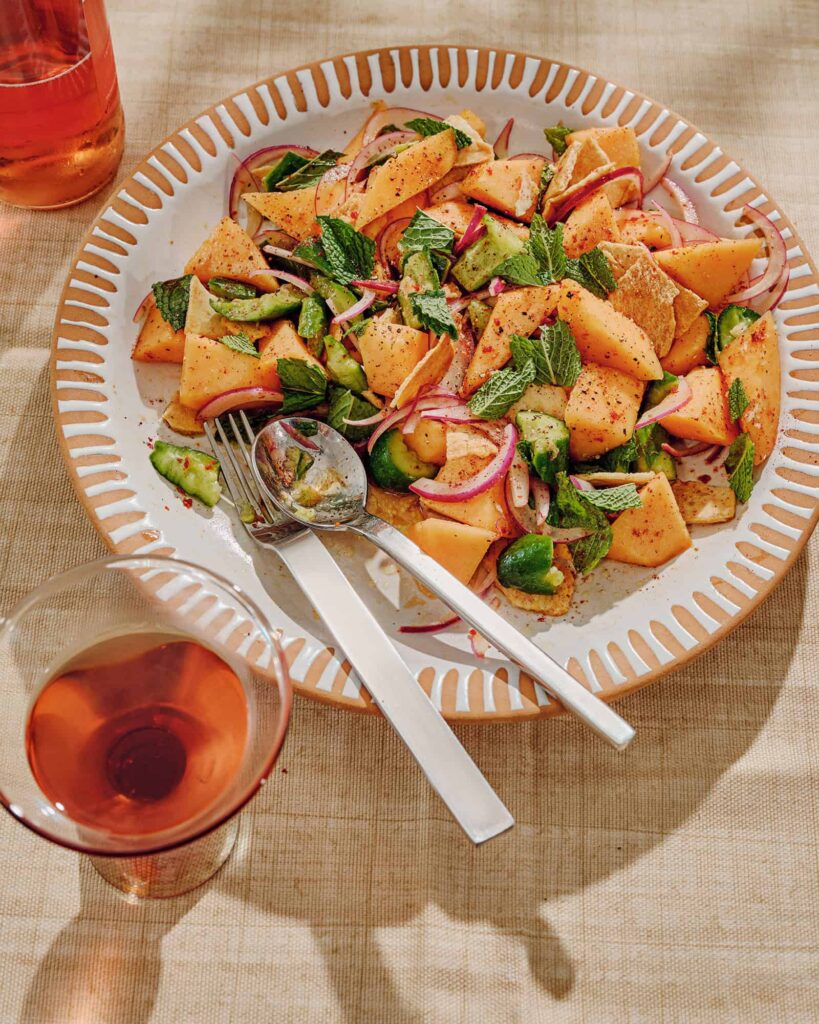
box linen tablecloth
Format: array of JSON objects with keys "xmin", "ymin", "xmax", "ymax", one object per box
[{"xmin": 1, "ymin": 1, "xmax": 817, "ymax": 1020}]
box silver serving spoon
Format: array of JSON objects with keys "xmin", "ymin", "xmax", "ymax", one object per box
[{"xmin": 253, "ymin": 417, "xmax": 635, "ymax": 750}]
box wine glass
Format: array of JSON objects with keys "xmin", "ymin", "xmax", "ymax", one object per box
[{"xmin": 0, "ymin": 555, "xmax": 291, "ymax": 898}]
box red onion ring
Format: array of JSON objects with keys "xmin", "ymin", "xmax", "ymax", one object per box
[
  {"xmin": 532, "ymin": 480, "xmax": 550, "ymax": 527},
  {"xmin": 493, "ymin": 118, "xmax": 514, "ymax": 158},
  {"xmin": 420, "ymin": 404, "xmax": 478, "ymax": 424},
  {"xmin": 399, "ymin": 614, "xmax": 462, "ymax": 635},
  {"xmin": 570, "ymin": 475, "xmax": 594, "ymax": 492},
  {"xmin": 280, "ymin": 419, "xmax": 321, "ymax": 451},
  {"xmin": 635, "ymin": 376, "xmax": 693, "ymax": 429},
  {"xmin": 198, "ymin": 387, "xmax": 283, "ymax": 421},
  {"xmin": 366, "ymin": 405, "xmax": 412, "ymax": 453},
  {"xmin": 410, "ymin": 424, "xmax": 517, "ymax": 502},
  {"xmin": 661, "ymin": 441, "xmax": 712, "ymax": 458},
  {"xmin": 243, "ymin": 144, "xmax": 318, "ymax": 171},
  {"xmin": 362, "ymin": 106, "xmax": 438, "ymax": 145},
  {"xmin": 508, "ymin": 152, "xmax": 550, "ymax": 161},
  {"xmin": 315, "ymin": 162, "xmax": 351, "ymax": 217},
  {"xmin": 751, "ymin": 262, "xmax": 790, "ymax": 314},
  {"xmin": 725, "ymin": 205, "xmax": 787, "ymax": 303},
  {"xmin": 249, "ymin": 268, "xmax": 313, "ymax": 294},
  {"xmin": 453, "ymin": 204, "xmax": 488, "ymax": 255},
  {"xmin": 548, "ymin": 166, "xmax": 644, "ymax": 226},
  {"xmin": 507, "ymin": 450, "xmax": 531, "ymax": 508},
  {"xmin": 376, "ymin": 217, "xmax": 412, "ymax": 270},
  {"xmin": 331, "ymin": 289, "xmax": 377, "ymax": 325},
  {"xmin": 673, "ymin": 218, "xmax": 720, "ymax": 245},
  {"xmin": 488, "ymin": 276, "xmax": 506, "ymax": 297},
  {"xmin": 447, "ymin": 287, "xmax": 494, "ymax": 312},
  {"xmin": 642, "ymin": 152, "xmax": 672, "ymax": 194},
  {"xmin": 402, "ymin": 394, "xmax": 461, "ymax": 435},
  {"xmin": 348, "ymin": 131, "xmax": 418, "ymax": 186},
  {"xmin": 648, "ymin": 200, "xmax": 682, "ymax": 248},
  {"xmin": 350, "ymin": 279, "xmax": 400, "ymax": 294},
  {"xmin": 263, "ymin": 244, "xmax": 320, "ymax": 269},
  {"xmin": 343, "ymin": 409, "xmax": 388, "ymax": 427},
  {"xmin": 660, "ymin": 178, "xmax": 699, "ymax": 224}
]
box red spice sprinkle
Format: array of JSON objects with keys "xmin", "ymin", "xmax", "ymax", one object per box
[
  {"xmin": 182, "ymin": 497, "xmax": 193, "ymax": 509},
  {"xmin": 698, "ymin": 474, "xmax": 712, "ymax": 484},
  {"xmin": 183, "ymin": 457, "xmax": 190, "ymax": 470}
]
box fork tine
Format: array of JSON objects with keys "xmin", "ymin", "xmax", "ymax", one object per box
[
  {"xmin": 210, "ymin": 416, "xmax": 266, "ymax": 521},
  {"xmin": 227, "ymin": 412, "xmax": 274, "ymax": 518},
  {"xmin": 203, "ymin": 421, "xmax": 244, "ymax": 510}
]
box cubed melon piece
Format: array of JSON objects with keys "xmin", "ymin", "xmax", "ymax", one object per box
[
  {"xmin": 405, "ymin": 519, "xmax": 496, "ymax": 585},
  {"xmin": 607, "ymin": 474, "xmax": 692, "ymax": 567},
  {"xmin": 179, "ymin": 333, "xmax": 280, "ymax": 411},
  {"xmin": 132, "ymin": 303, "xmax": 185, "ymax": 363},
  {"xmin": 717, "ymin": 311, "xmax": 780, "ymax": 464},
  {"xmin": 365, "ymin": 484, "xmax": 423, "ymax": 531},
  {"xmin": 563, "ymin": 191, "xmax": 622, "ymax": 258},
  {"xmin": 614, "ymin": 210, "xmax": 673, "ymax": 249},
  {"xmin": 661, "ymin": 314, "xmax": 710, "ymax": 376},
  {"xmin": 557, "ymin": 281, "xmax": 663, "ymax": 381},
  {"xmin": 567, "ymin": 126, "xmax": 641, "ymax": 172},
  {"xmin": 654, "ymin": 239, "xmax": 762, "ymax": 308},
  {"xmin": 184, "ymin": 217, "xmax": 269, "ymax": 285},
  {"xmin": 361, "ymin": 191, "xmax": 429, "ymax": 240},
  {"xmin": 257, "ymin": 320, "xmax": 323, "ymax": 390},
  {"xmin": 404, "ymin": 419, "xmax": 447, "ymax": 465},
  {"xmin": 419, "ymin": 454, "xmax": 516, "ymax": 536},
  {"xmin": 393, "ymin": 336, "xmax": 454, "ymax": 409},
  {"xmin": 357, "ymin": 132, "xmax": 458, "ymax": 227},
  {"xmin": 242, "ymin": 188, "xmax": 320, "ymax": 242},
  {"xmin": 460, "ymin": 157, "xmax": 546, "ymax": 223},
  {"xmin": 357, "ymin": 321, "xmax": 429, "ymax": 397},
  {"xmin": 423, "ymin": 200, "xmax": 529, "ymax": 239},
  {"xmin": 661, "ymin": 366, "xmax": 738, "ymax": 446},
  {"xmin": 564, "ymin": 363, "xmax": 645, "ymax": 460},
  {"xmin": 462, "ymin": 285, "xmax": 559, "ymax": 395}
]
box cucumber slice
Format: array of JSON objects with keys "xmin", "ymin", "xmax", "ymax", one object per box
[
  {"xmin": 324, "ymin": 334, "xmax": 368, "ymax": 393},
  {"xmin": 209, "ymin": 286, "xmax": 303, "ymax": 322},
  {"xmin": 150, "ymin": 440, "xmax": 221, "ymax": 507},
  {"xmin": 515, "ymin": 410, "xmax": 570, "ymax": 486},
  {"xmin": 717, "ymin": 304, "xmax": 760, "ymax": 355},
  {"xmin": 297, "ymin": 295, "xmax": 329, "ymax": 356},
  {"xmin": 497, "ymin": 535, "xmax": 564, "ymax": 595},
  {"xmin": 208, "ymin": 278, "xmax": 258, "ymax": 300},
  {"xmin": 452, "ymin": 217, "xmax": 524, "ymax": 292},
  {"xmin": 644, "ymin": 370, "xmax": 678, "ymax": 410},
  {"xmin": 398, "ymin": 251, "xmax": 440, "ymax": 328},
  {"xmin": 467, "ymin": 298, "xmax": 492, "ymax": 336},
  {"xmin": 310, "ymin": 273, "xmax": 359, "ymax": 316},
  {"xmin": 369, "ymin": 429, "xmax": 437, "ymax": 492},
  {"xmin": 633, "ymin": 424, "xmax": 677, "ymax": 481}
]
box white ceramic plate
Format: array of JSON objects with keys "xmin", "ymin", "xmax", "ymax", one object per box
[{"xmin": 51, "ymin": 46, "xmax": 819, "ymax": 720}]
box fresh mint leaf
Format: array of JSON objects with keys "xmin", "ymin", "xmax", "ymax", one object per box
[
  {"xmin": 600, "ymin": 435, "xmax": 639, "ymax": 473},
  {"xmin": 544, "ymin": 125, "xmax": 572, "ymax": 156},
  {"xmin": 725, "ymin": 433, "xmax": 755, "ymax": 503},
  {"xmin": 151, "ymin": 275, "xmax": 192, "ymax": 332},
  {"xmin": 405, "ymin": 117, "xmax": 472, "ymax": 149},
  {"xmin": 262, "ymin": 151, "xmax": 311, "ymax": 191},
  {"xmin": 218, "ymin": 332, "xmax": 259, "ymax": 358},
  {"xmin": 493, "ymin": 250, "xmax": 545, "ymax": 287},
  {"xmin": 398, "ymin": 209, "xmax": 455, "ymax": 262},
  {"xmin": 327, "ymin": 386, "xmax": 379, "ymax": 442},
  {"xmin": 494, "ymin": 216, "xmax": 565, "ymax": 287},
  {"xmin": 409, "ymin": 289, "xmax": 458, "ymax": 339},
  {"xmin": 564, "ymin": 247, "xmax": 617, "ymax": 299},
  {"xmin": 314, "ymin": 216, "xmax": 376, "ymax": 286},
  {"xmin": 533, "ymin": 321, "xmax": 582, "ymax": 386},
  {"xmin": 468, "ymin": 359, "xmax": 537, "ymax": 420},
  {"xmin": 277, "ymin": 358, "xmax": 327, "ymax": 414},
  {"xmin": 275, "ymin": 150, "xmax": 345, "ymax": 192},
  {"xmin": 552, "ymin": 472, "xmax": 612, "ymax": 574},
  {"xmin": 704, "ymin": 310, "xmax": 720, "ymax": 364},
  {"xmin": 728, "ymin": 378, "xmax": 749, "ymax": 422},
  {"xmin": 539, "ymin": 163, "xmax": 555, "ymax": 195},
  {"xmin": 581, "ymin": 484, "xmax": 642, "ymax": 513}
]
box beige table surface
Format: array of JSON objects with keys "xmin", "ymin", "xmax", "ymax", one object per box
[{"xmin": 1, "ymin": 1, "xmax": 818, "ymax": 1021}]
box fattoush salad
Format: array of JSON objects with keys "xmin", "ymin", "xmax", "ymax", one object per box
[{"xmin": 134, "ymin": 104, "xmax": 785, "ymax": 628}]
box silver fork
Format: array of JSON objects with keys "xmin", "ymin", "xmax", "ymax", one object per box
[{"xmin": 204, "ymin": 412, "xmax": 514, "ymax": 845}]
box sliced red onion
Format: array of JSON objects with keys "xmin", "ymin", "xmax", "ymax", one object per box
[
  {"xmin": 507, "ymin": 450, "xmax": 531, "ymax": 508},
  {"xmin": 280, "ymin": 419, "xmax": 321, "ymax": 451},
  {"xmin": 399, "ymin": 614, "xmax": 461, "ymax": 635},
  {"xmin": 402, "ymin": 394, "xmax": 460, "ymax": 435},
  {"xmin": 410, "ymin": 423, "xmax": 517, "ymax": 502},
  {"xmin": 468, "ymin": 630, "xmax": 490, "ymax": 659},
  {"xmin": 132, "ymin": 291, "xmax": 153, "ymax": 323},
  {"xmin": 548, "ymin": 166, "xmax": 644, "ymax": 225},
  {"xmin": 493, "ymin": 117, "xmax": 514, "ymax": 158},
  {"xmin": 648, "ymin": 200, "xmax": 681, "ymax": 248},
  {"xmin": 198, "ymin": 387, "xmax": 283, "ymax": 421},
  {"xmin": 315, "ymin": 162, "xmax": 350, "ymax": 217},
  {"xmin": 428, "ymin": 181, "xmax": 465, "ymax": 204},
  {"xmin": 420, "ymin": 404, "xmax": 478, "ymax": 424},
  {"xmin": 660, "ymin": 177, "xmax": 699, "ymax": 224},
  {"xmin": 348, "ymin": 131, "xmax": 417, "ymax": 186},
  {"xmin": 488, "ymin": 276, "xmax": 506, "ymax": 297},
  {"xmin": 447, "ymin": 287, "xmax": 494, "ymax": 312},
  {"xmin": 705, "ymin": 446, "xmax": 728, "ymax": 466},
  {"xmin": 532, "ymin": 480, "xmax": 550, "ymax": 526},
  {"xmin": 661, "ymin": 440, "xmax": 712, "ymax": 458},
  {"xmin": 570, "ymin": 475, "xmax": 594, "ymax": 492},
  {"xmin": 331, "ymin": 289, "xmax": 376, "ymax": 325},
  {"xmin": 263, "ymin": 244, "xmax": 320, "ymax": 269},
  {"xmin": 350, "ymin": 279, "xmax": 399, "ymax": 294},
  {"xmin": 366, "ymin": 405, "xmax": 412, "ymax": 453},
  {"xmin": 751, "ymin": 262, "xmax": 790, "ymax": 314},
  {"xmin": 508, "ymin": 152, "xmax": 550, "ymax": 161},
  {"xmin": 546, "ymin": 526, "xmax": 593, "ymax": 543},
  {"xmin": 249, "ymin": 268, "xmax": 313, "ymax": 293},
  {"xmin": 228, "ymin": 155, "xmax": 259, "ymax": 221},
  {"xmin": 673, "ymin": 218, "xmax": 719, "ymax": 245},
  {"xmin": 362, "ymin": 106, "xmax": 438, "ymax": 145},
  {"xmin": 642, "ymin": 151, "xmax": 672, "ymax": 194},
  {"xmin": 453, "ymin": 204, "xmax": 488, "ymax": 255},
  {"xmin": 725, "ymin": 205, "xmax": 787, "ymax": 303},
  {"xmin": 634, "ymin": 376, "xmax": 692, "ymax": 429},
  {"xmin": 376, "ymin": 217, "xmax": 412, "ymax": 270},
  {"xmin": 243, "ymin": 144, "xmax": 318, "ymax": 171},
  {"xmin": 343, "ymin": 409, "xmax": 388, "ymax": 427}
]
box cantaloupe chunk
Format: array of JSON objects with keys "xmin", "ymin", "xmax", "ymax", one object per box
[
  {"xmin": 179, "ymin": 333, "xmax": 280, "ymax": 411},
  {"xmin": 357, "ymin": 321, "xmax": 429, "ymax": 397},
  {"xmin": 132, "ymin": 303, "xmax": 185, "ymax": 363},
  {"xmin": 607, "ymin": 474, "xmax": 692, "ymax": 567},
  {"xmin": 365, "ymin": 483, "xmax": 423, "ymax": 531},
  {"xmin": 357, "ymin": 132, "xmax": 458, "ymax": 228},
  {"xmin": 462, "ymin": 285, "xmax": 559, "ymax": 395},
  {"xmin": 717, "ymin": 311, "xmax": 780, "ymax": 464},
  {"xmin": 460, "ymin": 157, "xmax": 546, "ymax": 223},
  {"xmin": 564, "ymin": 363, "xmax": 645, "ymax": 460},
  {"xmin": 184, "ymin": 217, "xmax": 269, "ymax": 285},
  {"xmin": 614, "ymin": 210, "xmax": 673, "ymax": 249},
  {"xmin": 567, "ymin": 126, "xmax": 641, "ymax": 172},
  {"xmin": 392, "ymin": 336, "xmax": 454, "ymax": 409},
  {"xmin": 661, "ymin": 366, "xmax": 738, "ymax": 446},
  {"xmin": 361, "ymin": 191, "xmax": 429, "ymax": 240},
  {"xmin": 404, "ymin": 419, "xmax": 447, "ymax": 465},
  {"xmin": 422, "ymin": 200, "xmax": 529, "ymax": 240},
  {"xmin": 243, "ymin": 187, "xmax": 320, "ymax": 241},
  {"xmin": 405, "ymin": 519, "xmax": 496, "ymax": 585},
  {"xmin": 557, "ymin": 281, "xmax": 663, "ymax": 381},
  {"xmin": 563, "ymin": 191, "xmax": 622, "ymax": 258},
  {"xmin": 419, "ymin": 454, "xmax": 516, "ymax": 536},
  {"xmin": 654, "ymin": 239, "xmax": 762, "ymax": 308},
  {"xmin": 661, "ymin": 314, "xmax": 710, "ymax": 376},
  {"xmin": 257, "ymin": 320, "xmax": 323, "ymax": 390}
]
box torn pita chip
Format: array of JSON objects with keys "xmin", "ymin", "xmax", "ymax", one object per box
[
  {"xmin": 366, "ymin": 484, "xmax": 424, "ymax": 531},
  {"xmin": 673, "ymin": 284, "xmax": 709, "ymax": 339},
  {"xmin": 445, "ymin": 114, "xmax": 494, "ymax": 167},
  {"xmin": 543, "ymin": 140, "xmax": 582, "ymax": 200},
  {"xmin": 391, "ymin": 335, "xmax": 455, "ymax": 409},
  {"xmin": 445, "ymin": 425, "xmax": 498, "ymax": 462},
  {"xmin": 609, "ymin": 254, "xmax": 679, "ymax": 357},
  {"xmin": 672, "ymin": 480, "xmax": 736, "ymax": 524},
  {"xmin": 162, "ymin": 392, "xmax": 204, "ymax": 436},
  {"xmin": 571, "ymin": 136, "xmax": 610, "ymax": 184},
  {"xmin": 541, "ymin": 161, "xmax": 616, "ymax": 222},
  {"xmin": 597, "ymin": 240, "xmax": 647, "ymax": 280}
]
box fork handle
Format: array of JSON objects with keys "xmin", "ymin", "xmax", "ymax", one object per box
[
  {"xmin": 351, "ymin": 514, "xmax": 635, "ymax": 751},
  {"xmin": 273, "ymin": 531, "xmax": 514, "ymax": 844}
]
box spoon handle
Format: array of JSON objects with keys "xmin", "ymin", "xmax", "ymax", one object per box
[{"xmin": 353, "ymin": 514, "xmax": 635, "ymax": 751}]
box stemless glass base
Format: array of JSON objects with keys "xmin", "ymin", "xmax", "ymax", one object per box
[{"xmin": 90, "ymin": 817, "xmax": 240, "ymax": 899}]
